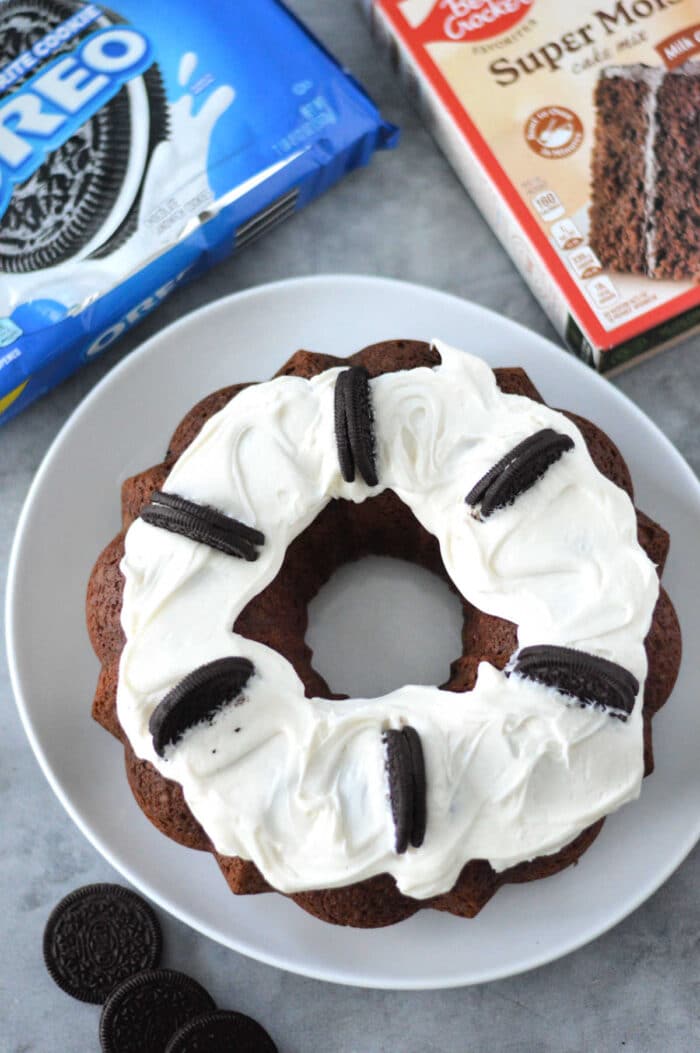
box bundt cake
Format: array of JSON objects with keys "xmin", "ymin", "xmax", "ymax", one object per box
[{"xmin": 87, "ymin": 339, "xmax": 681, "ymax": 927}]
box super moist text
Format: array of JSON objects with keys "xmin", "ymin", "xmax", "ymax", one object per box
[{"xmin": 489, "ymin": 0, "xmax": 684, "ymax": 85}]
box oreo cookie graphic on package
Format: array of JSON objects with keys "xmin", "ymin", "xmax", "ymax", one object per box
[
  {"xmin": 0, "ymin": 0, "xmax": 397, "ymax": 427},
  {"xmin": 0, "ymin": 0, "xmax": 168, "ymax": 273}
]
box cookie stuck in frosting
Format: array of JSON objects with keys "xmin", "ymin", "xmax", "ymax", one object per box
[
  {"xmin": 466, "ymin": 428, "xmax": 574, "ymax": 517},
  {"xmin": 149, "ymin": 657, "xmax": 254, "ymax": 757},
  {"xmin": 334, "ymin": 366, "xmax": 378, "ymax": 485},
  {"xmin": 141, "ymin": 491, "xmax": 264, "ymax": 560},
  {"xmin": 513, "ymin": 645, "xmax": 639, "ymax": 719}
]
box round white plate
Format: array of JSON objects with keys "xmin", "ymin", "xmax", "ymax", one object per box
[{"xmin": 7, "ymin": 275, "xmax": 700, "ymax": 989}]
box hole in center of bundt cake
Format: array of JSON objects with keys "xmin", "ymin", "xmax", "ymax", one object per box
[
  {"xmin": 306, "ymin": 555, "xmax": 463, "ymax": 698},
  {"xmin": 233, "ymin": 491, "xmax": 518, "ymax": 701}
]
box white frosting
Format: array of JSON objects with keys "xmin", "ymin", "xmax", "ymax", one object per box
[
  {"xmin": 117, "ymin": 342, "xmax": 659, "ymax": 899},
  {"xmin": 641, "ymin": 69, "xmax": 663, "ymax": 277}
]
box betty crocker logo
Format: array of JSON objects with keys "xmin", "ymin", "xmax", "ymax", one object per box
[{"xmin": 401, "ymin": 0, "xmax": 535, "ymax": 43}]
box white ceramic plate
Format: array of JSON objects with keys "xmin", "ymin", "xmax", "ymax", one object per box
[{"xmin": 7, "ymin": 276, "xmax": 700, "ymax": 989}]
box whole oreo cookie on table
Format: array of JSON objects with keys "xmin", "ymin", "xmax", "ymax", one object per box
[
  {"xmin": 88, "ymin": 338, "xmax": 682, "ymax": 927},
  {"xmin": 99, "ymin": 969, "xmax": 215, "ymax": 1053},
  {"xmin": 0, "ymin": 0, "xmax": 169, "ymax": 273},
  {"xmin": 164, "ymin": 1010, "xmax": 278, "ymax": 1053},
  {"xmin": 43, "ymin": 883, "xmax": 162, "ymax": 1004}
]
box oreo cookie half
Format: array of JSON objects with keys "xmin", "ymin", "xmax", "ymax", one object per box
[
  {"xmin": 334, "ymin": 366, "xmax": 378, "ymax": 485},
  {"xmin": 403, "ymin": 725, "xmax": 427, "ymax": 849},
  {"xmin": 384, "ymin": 725, "xmax": 427, "ymax": 853},
  {"xmin": 150, "ymin": 657, "xmax": 255, "ymax": 756},
  {"xmin": 141, "ymin": 491, "xmax": 265, "ymax": 561},
  {"xmin": 0, "ymin": 0, "xmax": 169, "ymax": 273},
  {"xmin": 513, "ymin": 645, "xmax": 639, "ymax": 719},
  {"xmin": 466, "ymin": 428, "xmax": 574, "ymax": 517},
  {"xmin": 334, "ymin": 369, "xmax": 354, "ymax": 482},
  {"xmin": 164, "ymin": 1010, "xmax": 278, "ymax": 1053},
  {"xmin": 43, "ymin": 883, "xmax": 161, "ymax": 1004},
  {"xmin": 99, "ymin": 969, "xmax": 215, "ymax": 1053}
]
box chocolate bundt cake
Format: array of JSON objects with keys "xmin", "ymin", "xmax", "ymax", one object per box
[{"xmin": 87, "ymin": 339, "xmax": 681, "ymax": 927}]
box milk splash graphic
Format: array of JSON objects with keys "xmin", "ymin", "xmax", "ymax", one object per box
[{"xmin": 0, "ymin": 53, "xmax": 235, "ymax": 316}]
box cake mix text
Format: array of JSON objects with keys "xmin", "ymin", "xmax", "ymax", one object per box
[{"xmin": 489, "ymin": 0, "xmax": 684, "ymax": 83}]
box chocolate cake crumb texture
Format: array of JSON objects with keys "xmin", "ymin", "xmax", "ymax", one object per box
[
  {"xmin": 590, "ymin": 64, "xmax": 700, "ymax": 281},
  {"xmin": 43, "ymin": 884, "xmax": 162, "ymax": 1005},
  {"xmin": 334, "ymin": 366, "xmax": 378, "ymax": 485},
  {"xmin": 164, "ymin": 1010, "xmax": 278, "ymax": 1053},
  {"xmin": 149, "ymin": 657, "xmax": 254, "ymax": 756},
  {"xmin": 141, "ymin": 491, "xmax": 265, "ymax": 560},
  {"xmin": 514, "ymin": 645, "xmax": 639, "ymax": 718},
  {"xmin": 99, "ymin": 969, "xmax": 215, "ymax": 1053},
  {"xmin": 466, "ymin": 428, "xmax": 574, "ymax": 516}
]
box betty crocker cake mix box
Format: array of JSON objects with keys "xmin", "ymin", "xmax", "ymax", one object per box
[{"xmin": 362, "ymin": 0, "xmax": 700, "ymax": 372}]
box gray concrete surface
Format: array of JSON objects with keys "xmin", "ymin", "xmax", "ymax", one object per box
[{"xmin": 3, "ymin": 2, "xmax": 700, "ymax": 1050}]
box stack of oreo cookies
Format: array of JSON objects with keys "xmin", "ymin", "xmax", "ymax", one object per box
[{"xmin": 43, "ymin": 883, "xmax": 278, "ymax": 1052}]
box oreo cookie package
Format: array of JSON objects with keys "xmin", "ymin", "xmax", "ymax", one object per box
[{"xmin": 0, "ymin": 0, "xmax": 397, "ymax": 424}]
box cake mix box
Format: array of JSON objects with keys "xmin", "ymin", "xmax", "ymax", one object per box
[
  {"xmin": 0, "ymin": 0, "xmax": 398, "ymax": 426},
  {"xmin": 362, "ymin": 0, "xmax": 700, "ymax": 372}
]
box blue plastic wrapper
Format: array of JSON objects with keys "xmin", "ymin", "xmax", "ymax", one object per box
[{"xmin": 0, "ymin": 0, "xmax": 397, "ymax": 425}]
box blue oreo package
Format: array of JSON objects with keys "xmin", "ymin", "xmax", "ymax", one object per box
[{"xmin": 0, "ymin": 0, "xmax": 397, "ymax": 425}]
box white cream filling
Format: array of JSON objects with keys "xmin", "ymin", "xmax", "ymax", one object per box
[{"xmin": 118, "ymin": 342, "xmax": 659, "ymax": 899}]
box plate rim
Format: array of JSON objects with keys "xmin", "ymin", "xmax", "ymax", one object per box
[{"xmin": 6, "ymin": 272, "xmax": 700, "ymax": 990}]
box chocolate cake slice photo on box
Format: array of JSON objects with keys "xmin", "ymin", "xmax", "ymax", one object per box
[{"xmin": 590, "ymin": 62, "xmax": 700, "ymax": 283}]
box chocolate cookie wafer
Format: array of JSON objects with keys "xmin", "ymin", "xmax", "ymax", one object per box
[
  {"xmin": 0, "ymin": 0, "xmax": 169, "ymax": 272},
  {"xmin": 513, "ymin": 645, "xmax": 639, "ymax": 719},
  {"xmin": 334, "ymin": 368, "xmax": 354, "ymax": 481},
  {"xmin": 141, "ymin": 491, "xmax": 265, "ymax": 560},
  {"xmin": 384, "ymin": 725, "xmax": 427, "ymax": 853},
  {"xmin": 334, "ymin": 366, "xmax": 378, "ymax": 485},
  {"xmin": 43, "ymin": 884, "xmax": 162, "ymax": 1004},
  {"xmin": 164, "ymin": 1010, "xmax": 278, "ymax": 1053},
  {"xmin": 403, "ymin": 725, "xmax": 427, "ymax": 849},
  {"xmin": 150, "ymin": 657, "xmax": 254, "ymax": 756},
  {"xmin": 467, "ymin": 428, "xmax": 574, "ymax": 517},
  {"xmin": 99, "ymin": 969, "xmax": 215, "ymax": 1053}
]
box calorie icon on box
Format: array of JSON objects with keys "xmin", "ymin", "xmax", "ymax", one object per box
[
  {"xmin": 551, "ymin": 218, "xmax": 584, "ymax": 252},
  {"xmin": 568, "ymin": 247, "xmax": 603, "ymax": 281},
  {"xmin": 530, "ymin": 189, "xmax": 565, "ymax": 223}
]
